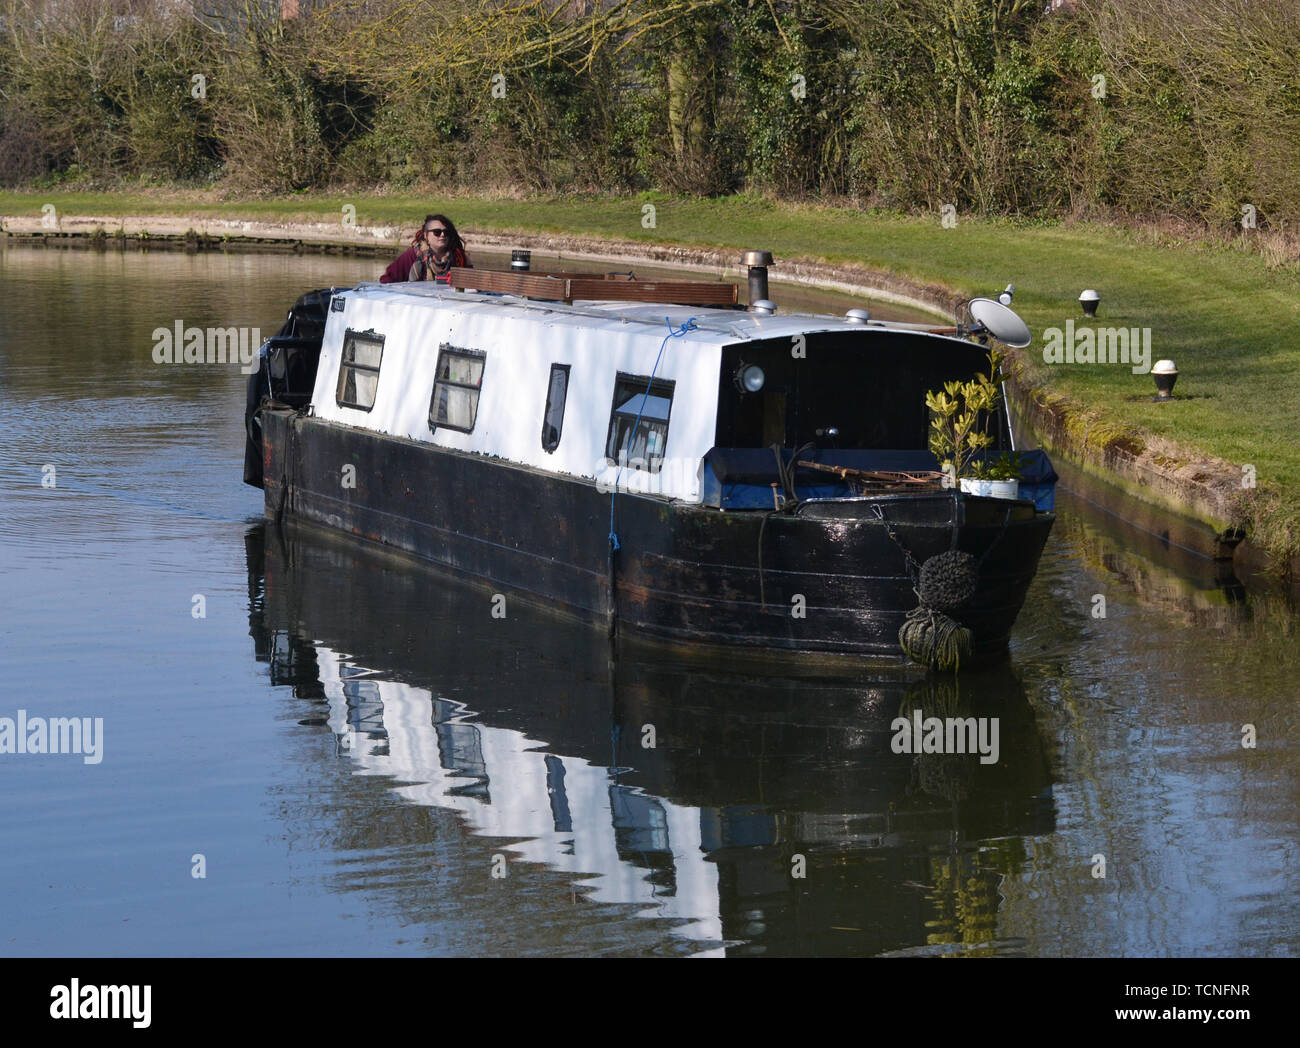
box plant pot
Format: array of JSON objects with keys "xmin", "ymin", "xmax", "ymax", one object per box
[{"xmin": 960, "ymin": 477, "xmax": 1019, "ymax": 500}]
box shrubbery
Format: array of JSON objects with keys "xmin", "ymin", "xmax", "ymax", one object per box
[{"xmin": 0, "ymin": 0, "xmax": 1295, "ymax": 234}]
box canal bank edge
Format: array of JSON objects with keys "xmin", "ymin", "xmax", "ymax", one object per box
[{"xmin": 3, "ymin": 212, "xmax": 1292, "ymax": 581}]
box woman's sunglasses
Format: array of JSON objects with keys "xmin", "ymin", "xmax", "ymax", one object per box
[{"xmin": 424, "ymin": 227, "xmax": 449, "ymax": 237}]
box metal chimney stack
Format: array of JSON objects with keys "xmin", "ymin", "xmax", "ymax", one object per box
[{"xmin": 743, "ymin": 250, "xmax": 774, "ymax": 309}]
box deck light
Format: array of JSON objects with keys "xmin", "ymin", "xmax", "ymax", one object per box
[
  {"xmin": 511, "ymin": 249, "xmax": 531, "ymax": 272},
  {"xmin": 736, "ymin": 364, "xmax": 766, "ymax": 393},
  {"xmin": 1152, "ymin": 359, "xmax": 1178, "ymax": 400},
  {"xmin": 1080, "ymin": 289, "xmax": 1100, "ymax": 317},
  {"xmin": 998, "ymin": 284, "xmax": 1015, "ymax": 306},
  {"xmin": 845, "ymin": 309, "xmax": 871, "ymax": 324}
]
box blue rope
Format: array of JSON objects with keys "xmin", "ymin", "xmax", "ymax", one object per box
[{"xmin": 608, "ymin": 316, "xmax": 697, "ymax": 551}]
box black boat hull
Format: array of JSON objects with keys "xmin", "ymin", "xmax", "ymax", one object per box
[{"xmin": 260, "ymin": 407, "xmax": 1054, "ymax": 662}]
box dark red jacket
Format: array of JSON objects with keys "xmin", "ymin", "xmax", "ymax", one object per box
[{"xmin": 379, "ymin": 245, "xmax": 471, "ymax": 284}]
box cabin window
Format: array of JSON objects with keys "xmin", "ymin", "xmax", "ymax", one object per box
[
  {"xmin": 429, "ymin": 345, "xmax": 486, "ymax": 433},
  {"xmin": 335, "ymin": 329, "xmax": 385, "ymax": 411},
  {"xmin": 605, "ymin": 374, "xmax": 674, "ymax": 473},
  {"xmin": 541, "ymin": 364, "xmax": 570, "ymax": 453}
]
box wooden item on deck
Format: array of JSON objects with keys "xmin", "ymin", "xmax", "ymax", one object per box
[
  {"xmin": 796, "ymin": 460, "xmax": 947, "ymax": 493},
  {"xmin": 449, "ymin": 267, "xmax": 738, "ymax": 307}
]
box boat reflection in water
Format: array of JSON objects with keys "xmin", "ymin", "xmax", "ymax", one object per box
[{"xmin": 246, "ymin": 522, "xmax": 1056, "ymax": 956}]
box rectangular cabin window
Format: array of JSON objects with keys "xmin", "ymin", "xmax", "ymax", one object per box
[
  {"xmin": 541, "ymin": 364, "xmax": 570, "ymax": 453},
  {"xmin": 429, "ymin": 345, "xmax": 486, "ymax": 433},
  {"xmin": 605, "ymin": 374, "xmax": 674, "ymax": 473},
  {"xmin": 335, "ymin": 329, "xmax": 385, "ymax": 411}
]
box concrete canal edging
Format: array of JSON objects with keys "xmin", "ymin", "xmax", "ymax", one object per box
[{"xmin": 3, "ymin": 212, "xmax": 1291, "ymax": 580}]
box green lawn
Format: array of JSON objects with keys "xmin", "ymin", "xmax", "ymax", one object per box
[{"xmin": 4, "ymin": 189, "xmax": 1296, "ymax": 557}]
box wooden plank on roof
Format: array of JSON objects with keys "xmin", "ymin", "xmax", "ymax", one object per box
[
  {"xmin": 447, "ymin": 267, "xmax": 738, "ymax": 307},
  {"xmin": 448, "ymin": 267, "xmax": 567, "ymax": 299},
  {"xmin": 565, "ymin": 278, "xmax": 738, "ymax": 306},
  {"xmin": 530, "ymin": 271, "xmax": 636, "ymax": 281}
]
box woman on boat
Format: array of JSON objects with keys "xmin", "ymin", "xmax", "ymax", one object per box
[{"xmin": 379, "ymin": 214, "xmax": 471, "ymax": 284}]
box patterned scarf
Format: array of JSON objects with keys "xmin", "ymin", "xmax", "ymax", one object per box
[{"xmin": 410, "ymin": 235, "xmax": 458, "ymax": 282}]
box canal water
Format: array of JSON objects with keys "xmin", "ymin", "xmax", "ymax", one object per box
[{"xmin": 0, "ymin": 244, "xmax": 1295, "ymax": 957}]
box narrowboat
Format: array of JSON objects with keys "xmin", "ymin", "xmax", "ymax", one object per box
[{"xmin": 243, "ymin": 251, "xmax": 1056, "ymax": 665}]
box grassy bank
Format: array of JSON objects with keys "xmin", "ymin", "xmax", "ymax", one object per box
[{"xmin": 3, "ymin": 189, "xmax": 1297, "ymax": 564}]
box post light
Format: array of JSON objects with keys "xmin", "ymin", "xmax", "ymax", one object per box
[
  {"xmin": 1152, "ymin": 359, "xmax": 1178, "ymax": 400},
  {"xmin": 1080, "ymin": 289, "xmax": 1100, "ymax": 317}
]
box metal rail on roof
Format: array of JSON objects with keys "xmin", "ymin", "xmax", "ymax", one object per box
[{"xmin": 447, "ymin": 267, "xmax": 739, "ymax": 307}]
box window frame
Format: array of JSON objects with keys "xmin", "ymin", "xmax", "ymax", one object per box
[
  {"xmin": 604, "ymin": 373, "xmax": 675, "ymax": 474},
  {"xmin": 335, "ymin": 328, "xmax": 386, "ymax": 412},
  {"xmin": 541, "ymin": 363, "xmax": 571, "ymax": 453},
  {"xmin": 428, "ymin": 344, "xmax": 487, "ymax": 434}
]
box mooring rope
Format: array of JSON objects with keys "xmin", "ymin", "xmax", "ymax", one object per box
[
  {"xmin": 604, "ymin": 316, "xmax": 696, "ymax": 647},
  {"xmin": 756, "ymin": 442, "xmax": 818, "ymax": 612},
  {"xmin": 873, "ymin": 502, "xmax": 923, "ymax": 582},
  {"xmin": 757, "ymin": 509, "xmax": 777, "ymax": 612},
  {"xmin": 274, "ymin": 412, "xmax": 297, "ymax": 527},
  {"xmin": 607, "ymin": 316, "xmax": 697, "ymax": 553}
]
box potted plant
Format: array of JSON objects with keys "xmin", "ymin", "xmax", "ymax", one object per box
[
  {"xmin": 966, "ymin": 450, "xmax": 1025, "ymax": 500},
  {"xmin": 925, "ymin": 349, "xmax": 1022, "ymax": 499}
]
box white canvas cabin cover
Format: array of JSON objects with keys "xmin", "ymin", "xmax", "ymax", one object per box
[{"xmin": 311, "ymin": 282, "xmax": 865, "ymax": 503}]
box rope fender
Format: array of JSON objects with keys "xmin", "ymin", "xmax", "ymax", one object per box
[
  {"xmin": 898, "ymin": 549, "xmax": 978, "ymax": 671},
  {"xmin": 876, "ymin": 501, "xmax": 1012, "ymax": 671}
]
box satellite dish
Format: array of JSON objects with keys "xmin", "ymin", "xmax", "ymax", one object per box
[{"xmin": 967, "ymin": 297, "xmax": 1032, "ymax": 348}]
